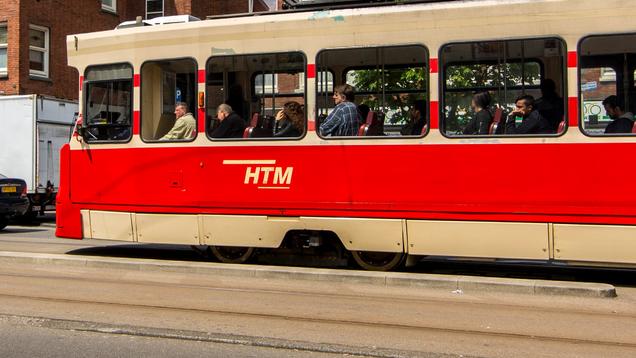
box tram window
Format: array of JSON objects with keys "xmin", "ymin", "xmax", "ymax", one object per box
[
  {"xmin": 206, "ymin": 52, "xmax": 306, "ymax": 139},
  {"xmin": 316, "ymin": 45, "xmax": 428, "ymax": 137},
  {"xmin": 441, "ymin": 38, "xmax": 566, "ymax": 136},
  {"xmin": 83, "ymin": 63, "xmax": 133, "ymax": 142},
  {"xmin": 140, "ymin": 58, "xmax": 197, "ymax": 142},
  {"xmin": 580, "ymin": 34, "xmax": 636, "ymax": 136}
]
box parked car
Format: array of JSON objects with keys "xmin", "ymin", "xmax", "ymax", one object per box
[{"xmin": 0, "ymin": 173, "xmax": 29, "ymax": 230}]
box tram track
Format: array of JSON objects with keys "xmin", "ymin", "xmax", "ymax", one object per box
[
  {"xmin": 0, "ymin": 292, "xmax": 634, "ymax": 350},
  {"xmin": 0, "ymin": 271, "xmax": 634, "ymax": 350}
]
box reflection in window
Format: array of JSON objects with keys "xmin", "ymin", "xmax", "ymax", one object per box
[
  {"xmin": 84, "ymin": 64, "xmax": 133, "ymax": 142},
  {"xmin": 206, "ymin": 52, "xmax": 306, "ymax": 139},
  {"xmin": 141, "ymin": 58, "xmax": 197, "ymax": 141},
  {"xmin": 316, "ymin": 45, "xmax": 428, "ymax": 137},
  {"xmin": 580, "ymin": 33, "xmax": 636, "ymax": 135},
  {"xmin": 442, "ymin": 38, "xmax": 565, "ymax": 136}
]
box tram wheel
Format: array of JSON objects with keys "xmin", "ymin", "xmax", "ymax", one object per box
[
  {"xmin": 350, "ymin": 250, "xmax": 405, "ymax": 271},
  {"xmin": 209, "ymin": 246, "xmax": 255, "ymax": 264}
]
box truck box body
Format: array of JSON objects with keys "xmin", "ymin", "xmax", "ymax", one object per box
[{"xmin": 0, "ymin": 95, "xmax": 76, "ymax": 211}]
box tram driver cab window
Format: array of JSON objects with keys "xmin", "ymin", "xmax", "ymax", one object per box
[
  {"xmin": 83, "ymin": 63, "xmax": 133, "ymax": 142},
  {"xmin": 316, "ymin": 45, "xmax": 428, "ymax": 138},
  {"xmin": 206, "ymin": 52, "xmax": 306, "ymax": 139},
  {"xmin": 441, "ymin": 38, "xmax": 566, "ymax": 136},
  {"xmin": 141, "ymin": 58, "xmax": 198, "ymax": 142},
  {"xmin": 580, "ymin": 34, "xmax": 636, "ymax": 136}
]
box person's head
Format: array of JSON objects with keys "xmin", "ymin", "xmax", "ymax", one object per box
[
  {"xmin": 174, "ymin": 102, "xmax": 188, "ymax": 119},
  {"xmin": 279, "ymin": 101, "xmax": 304, "ymax": 131},
  {"xmin": 602, "ymin": 95, "xmax": 625, "ymax": 119},
  {"xmin": 540, "ymin": 79, "xmax": 557, "ymax": 97},
  {"xmin": 333, "ymin": 84, "xmax": 355, "ymax": 105},
  {"xmin": 514, "ymin": 95, "xmax": 535, "ymax": 117},
  {"xmin": 471, "ymin": 92, "xmax": 491, "ymax": 111},
  {"xmin": 410, "ymin": 101, "xmax": 426, "ymax": 122},
  {"xmin": 217, "ymin": 104, "xmax": 233, "ymax": 121}
]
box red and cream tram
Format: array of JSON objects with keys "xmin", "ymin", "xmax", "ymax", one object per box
[{"xmin": 57, "ymin": 0, "xmax": 636, "ymax": 270}]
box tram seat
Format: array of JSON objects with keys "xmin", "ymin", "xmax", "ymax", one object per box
[
  {"xmin": 632, "ymin": 121, "xmax": 636, "ymax": 134},
  {"xmin": 243, "ymin": 113, "xmax": 261, "ymax": 138},
  {"xmin": 358, "ymin": 111, "xmax": 383, "ymax": 136},
  {"xmin": 421, "ymin": 124, "xmax": 428, "ymax": 135},
  {"xmin": 557, "ymin": 120, "xmax": 566, "ymax": 134},
  {"xmin": 488, "ymin": 107, "xmax": 504, "ymax": 135}
]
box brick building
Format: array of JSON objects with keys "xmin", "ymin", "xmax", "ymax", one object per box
[{"xmin": 0, "ymin": 0, "xmax": 278, "ymax": 101}]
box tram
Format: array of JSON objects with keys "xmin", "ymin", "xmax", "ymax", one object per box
[{"xmin": 57, "ymin": 0, "xmax": 636, "ymax": 270}]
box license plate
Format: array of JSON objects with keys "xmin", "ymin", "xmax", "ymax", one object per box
[
  {"xmin": 32, "ymin": 206, "xmax": 41, "ymax": 211},
  {"xmin": 1, "ymin": 186, "xmax": 17, "ymax": 193}
]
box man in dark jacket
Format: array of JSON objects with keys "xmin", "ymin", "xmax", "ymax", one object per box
[
  {"xmin": 602, "ymin": 95, "xmax": 634, "ymax": 134},
  {"xmin": 505, "ymin": 95, "xmax": 552, "ymax": 134},
  {"xmin": 210, "ymin": 104, "xmax": 246, "ymax": 138}
]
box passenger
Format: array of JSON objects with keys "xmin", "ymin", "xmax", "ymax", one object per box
[
  {"xmin": 358, "ymin": 104, "xmax": 370, "ymax": 126},
  {"xmin": 274, "ymin": 101, "xmax": 304, "ymax": 137},
  {"xmin": 602, "ymin": 95, "xmax": 634, "ymax": 134},
  {"xmin": 535, "ymin": 79, "xmax": 564, "ymax": 131},
  {"xmin": 209, "ymin": 104, "xmax": 246, "ymax": 139},
  {"xmin": 400, "ymin": 101, "xmax": 426, "ymax": 136},
  {"xmin": 462, "ymin": 92, "xmax": 493, "ymax": 135},
  {"xmin": 505, "ymin": 95, "xmax": 552, "ymax": 134},
  {"xmin": 319, "ymin": 84, "xmax": 361, "ymax": 137},
  {"xmin": 160, "ymin": 102, "xmax": 196, "ymax": 140}
]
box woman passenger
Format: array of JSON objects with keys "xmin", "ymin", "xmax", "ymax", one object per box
[
  {"xmin": 462, "ymin": 92, "xmax": 493, "ymax": 135},
  {"xmin": 274, "ymin": 101, "xmax": 304, "ymax": 137}
]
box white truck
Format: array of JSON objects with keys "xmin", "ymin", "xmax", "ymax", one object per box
[{"xmin": 0, "ymin": 95, "xmax": 77, "ymax": 217}]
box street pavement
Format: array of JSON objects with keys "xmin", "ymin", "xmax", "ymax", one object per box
[{"xmin": 1, "ymin": 219, "xmax": 636, "ymax": 357}]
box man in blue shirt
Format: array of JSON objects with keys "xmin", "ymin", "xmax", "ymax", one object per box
[{"xmin": 319, "ymin": 84, "xmax": 361, "ymax": 137}]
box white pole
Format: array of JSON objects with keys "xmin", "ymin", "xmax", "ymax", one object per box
[{"xmin": 249, "ymin": 0, "xmax": 254, "ymax": 13}]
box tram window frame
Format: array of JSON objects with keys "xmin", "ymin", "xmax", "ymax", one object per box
[
  {"xmin": 139, "ymin": 57, "xmax": 199, "ymax": 143},
  {"xmin": 315, "ymin": 44, "xmax": 430, "ymax": 140},
  {"xmin": 82, "ymin": 62, "xmax": 134, "ymax": 144},
  {"xmin": 205, "ymin": 51, "xmax": 308, "ymax": 142},
  {"xmin": 439, "ymin": 37, "xmax": 568, "ymax": 138},
  {"xmin": 578, "ymin": 33, "xmax": 636, "ymax": 137}
]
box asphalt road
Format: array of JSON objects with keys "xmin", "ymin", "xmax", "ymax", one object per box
[{"xmin": 1, "ymin": 219, "xmax": 636, "ymax": 357}]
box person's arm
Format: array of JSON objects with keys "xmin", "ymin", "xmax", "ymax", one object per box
[
  {"xmin": 506, "ymin": 112, "xmax": 539, "ymax": 134},
  {"xmin": 160, "ymin": 119, "xmax": 186, "ymax": 140},
  {"xmin": 210, "ymin": 119, "xmax": 230, "ymax": 138},
  {"xmin": 477, "ymin": 111, "xmax": 492, "ymax": 134},
  {"xmin": 319, "ymin": 106, "xmax": 343, "ymax": 136},
  {"xmin": 462, "ymin": 117, "xmax": 478, "ymax": 135}
]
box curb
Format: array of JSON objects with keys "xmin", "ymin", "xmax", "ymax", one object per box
[{"xmin": 0, "ymin": 251, "xmax": 617, "ymax": 298}]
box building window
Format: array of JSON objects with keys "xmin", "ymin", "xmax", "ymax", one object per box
[
  {"xmin": 29, "ymin": 25, "xmax": 49, "ymax": 78},
  {"xmin": 101, "ymin": 0, "xmax": 117, "ymax": 13},
  {"xmin": 146, "ymin": 0, "xmax": 164, "ymax": 19},
  {"xmin": 0, "ymin": 24, "xmax": 7, "ymax": 76}
]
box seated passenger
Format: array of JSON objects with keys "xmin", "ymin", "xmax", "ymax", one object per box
[
  {"xmin": 401, "ymin": 101, "xmax": 426, "ymax": 136},
  {"xmin": 274, "ymin": 101, "xmax": 304, "ymax": 138},
  {"xmin": 505, "ymin": 95, "xmax": 552, "ymax": 134},
  {"xmin": 535, "ymin": 79, "xmax": 564, "ymax": 131},
  {"xmin": 160, "ymin": 102, "xmax": 196, "ymax": 140},
  {"xmin": 319, "ymin": 84, "xmax": 361, "ymax": 137},
  {"xmin": 210, "ymin": 104, "xmax": 246, "ymax": 139},
  {"xmin": 358, "ymin": 104, "xmax": 370, "ymax": 127},
  {"xmin": 602, "ymin": 95, "xmax": 634, "ymax": 134},
  {"xmin": 462, "ymin": 92, "xmax": 492, "ymax": 135}
]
